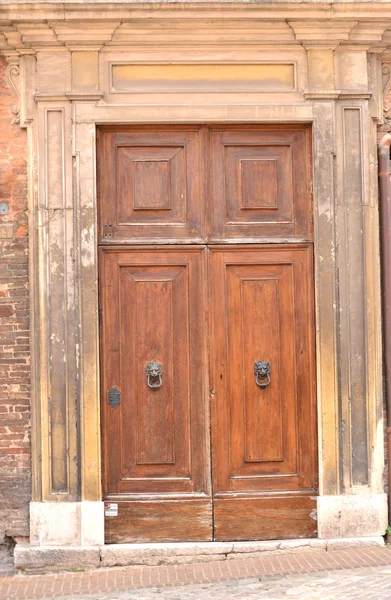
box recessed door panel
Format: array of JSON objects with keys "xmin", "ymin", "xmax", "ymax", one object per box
[
  {"xmin": 209, "ymin": 125, "xmax": 312, "ymax": 240},
  {"xmin": 209, "ymin": 245, "xmax": 317, "ymax": 540},
  {"xmin": 98, "ymin": 126, "xmax": 204, "ymax": 242},
  {"xmin": 226, "ymin": 262, "xmax": 297, "ymax": 482},
  {"xmin": 100, "ymin": 247, "xmax": 211, "ymax": 542}
]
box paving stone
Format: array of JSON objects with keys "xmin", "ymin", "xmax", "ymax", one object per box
[{"xmin": 1, "ymin": 546, "xmax": 391, "ymax": 599}]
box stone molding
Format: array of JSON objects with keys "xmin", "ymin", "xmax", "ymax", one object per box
[{"xmin": 2, "ymin": 3, "xmax": 391, "ymax": 54}]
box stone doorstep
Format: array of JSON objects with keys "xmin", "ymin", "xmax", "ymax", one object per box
[{"xmin": 14, "ymin": 537, "xmax": 385, "ymax": 574}]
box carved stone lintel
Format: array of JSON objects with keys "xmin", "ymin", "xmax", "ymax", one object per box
[{"xmin": 5, "ymin": 61, "xmax": 20, "ymax": 125}]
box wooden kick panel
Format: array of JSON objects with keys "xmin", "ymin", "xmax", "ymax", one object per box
[
  {"xmin": 105, "ymin": 501, "xmax": 212, "ymax": 544},
  {"xmin": 213, "ymin": 497, "xmax": 317, "ymax": 541}
]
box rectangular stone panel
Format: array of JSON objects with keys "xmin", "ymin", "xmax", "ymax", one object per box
[
  {"xmin": 46, "ymin": 109, "xmax": 68, "ymax": 495},
  {"xmin": 111, "ymin": 63, "xmax": 295, "ymax": 93},
  {"xmin": 338, "ymin": 106, "xmax": 368, "ymax": 488},
  {"xmin": 72, "ymin": 51, "xmax": 99, "ymax": 92}
]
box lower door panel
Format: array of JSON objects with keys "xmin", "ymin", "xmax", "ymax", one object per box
[
  {"xmin": 213, "ymin": 497, "xmax": 317, "ymax": 541},
  {"xmin": 105, "ymin": 500, "xmax": 212, "ymax": 544},
  {"xmin": 209, "ymin": 245, "xmax": 318, "ymax": 540},
  {"xmin": 100, "ymin": 247, "xmax": 212, "ymax": 543}
]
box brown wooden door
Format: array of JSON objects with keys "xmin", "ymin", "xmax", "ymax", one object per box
[
  {"xmin": 209, "ymin": 245, "xmax": 317, "ymax": 540},
  {"xmin": 100, "ymin": 247, "xmax": 211, "ymax": 543},
  {"xmin": 98, "ymin": 125, "xmax": 317, "ymax": 543}
]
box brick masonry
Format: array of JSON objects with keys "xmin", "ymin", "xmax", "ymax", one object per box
[{"xmin": 0, "ymin": 55, "xmax": 31, "ymax": 560}]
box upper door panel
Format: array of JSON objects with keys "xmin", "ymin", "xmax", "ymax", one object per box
[
  {"xmin": 98, "ymin": 126, "xmax": 205, "ymax": 243},
  {"xmin": 209, "ymin": 125, "xmax": 312, "ymax": 241},
  {"xmin": 98, "ymin": 124, "xmax": 312, "ymax": 244}
]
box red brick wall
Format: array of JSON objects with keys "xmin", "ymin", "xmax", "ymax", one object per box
[{"xmin": 0, "ymin": 55, "xmax": 31, "ymax": 554}]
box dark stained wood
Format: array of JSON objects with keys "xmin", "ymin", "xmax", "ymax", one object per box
[
  {"xmin": 97, "ymin": 126, "xmax": 205, "ymax": 243},
  {"xmin": 209, "ymin": 245, "xmax": 317, "ymax": 539},
  {"xmin": 209, "ymin": 125, "xmax": 313, "ymax": 241},
  {"xmin": 213, "ymin": 496, "xmax": 317, "ymax": 541},
  {"xmin": 105, "ymin": 500, "xmax": 212, "ymax": 544},
  {"xmin": 100, "ymin": 247, "xmax": 211, "ymax": 541}
]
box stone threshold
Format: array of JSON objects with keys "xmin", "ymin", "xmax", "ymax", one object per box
[{"xmin": 14, "ymin": 537, "xmax": 385, "ymax": 574}]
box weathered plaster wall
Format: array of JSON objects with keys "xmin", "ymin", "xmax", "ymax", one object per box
[{"xmin": 0, "ymin": 55, "xmax": 30, "ymax": 562}]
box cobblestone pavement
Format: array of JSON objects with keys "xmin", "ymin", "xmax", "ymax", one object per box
[
  {"xmin": 1, "ymin": 546, "xmax": 391, "ymax": 600},
  {"xmin": 55, "ymin": 565, "xmax": 391, "ymax": 600}
]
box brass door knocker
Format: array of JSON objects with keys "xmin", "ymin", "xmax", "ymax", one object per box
[
  {"xmin": 145, "ymin": 361, "xmax": 163, "ymax": 389},
  {"xmin": 254, "ymin": 360, "xmax": 271, "ymax": 389}
]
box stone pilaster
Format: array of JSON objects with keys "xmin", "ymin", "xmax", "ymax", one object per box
[{"xmin": 35, "ymin": 96, "xmax": 78, "ymax": 501}]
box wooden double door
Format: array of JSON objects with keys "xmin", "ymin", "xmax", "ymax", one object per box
[{"xmin": 98, "ymin": 125, "xmax": 317, "ymax": 543}]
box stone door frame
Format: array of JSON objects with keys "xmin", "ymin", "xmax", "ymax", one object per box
[{"xmin": 0, "ymin": 2, "xmax": 389, "ymax": 545}]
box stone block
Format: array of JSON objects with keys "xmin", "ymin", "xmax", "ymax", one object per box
[
  {"xmin": 100, "ymin": 542, "xmax": 233, "ymax": 567},
  {"xmin": 231, "ymin": 541, "xmax": 280, "ymax": 554},
  {"xmin": 317, "ymin": 494, "xmax": 388, "ymax": 538},
  {"xmin": 14, "ymin": 545, "xmax": 100, "ymax": 574},
  {"xmin": 307, "ymin": 49, "xmax": 334, "ymax": 90},
  {"xmin": 37, "ymin": 50, "xmax": 71, "ymax": 92},
  {"xmin": 326, "ymin": 537, "xmax": 385, "ymax": 551},
  {"xmin": 334, "ymin": 49, "xmax": 368, "ymax": 90},
  {"xmin": 278, "ymin": 539, "xmax": 327, "ymax": 552},
  {"xmin": 72, "ymin": 51, "xmax": 99, "ymax": 92},
  {"xmin": 30, "ymin": 502, "xmax": 104, "ymax": 546}
]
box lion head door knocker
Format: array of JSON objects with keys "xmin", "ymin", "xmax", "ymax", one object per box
[
  {"xmin": 254, "ymin": 360, "xmax": 271, "ymax": 389},
  {"xmin": 145, "ymin": 361, "xmax": 163, "ymax": 389}
]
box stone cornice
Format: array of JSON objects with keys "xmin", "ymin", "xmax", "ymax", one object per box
[
  {"xmin": 1, "ymin": 2, "xmax": 391, "ymax": 19},
  {"xmin": 2, "ymin": 3, "xmax": 391, "ymax": 54}
]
